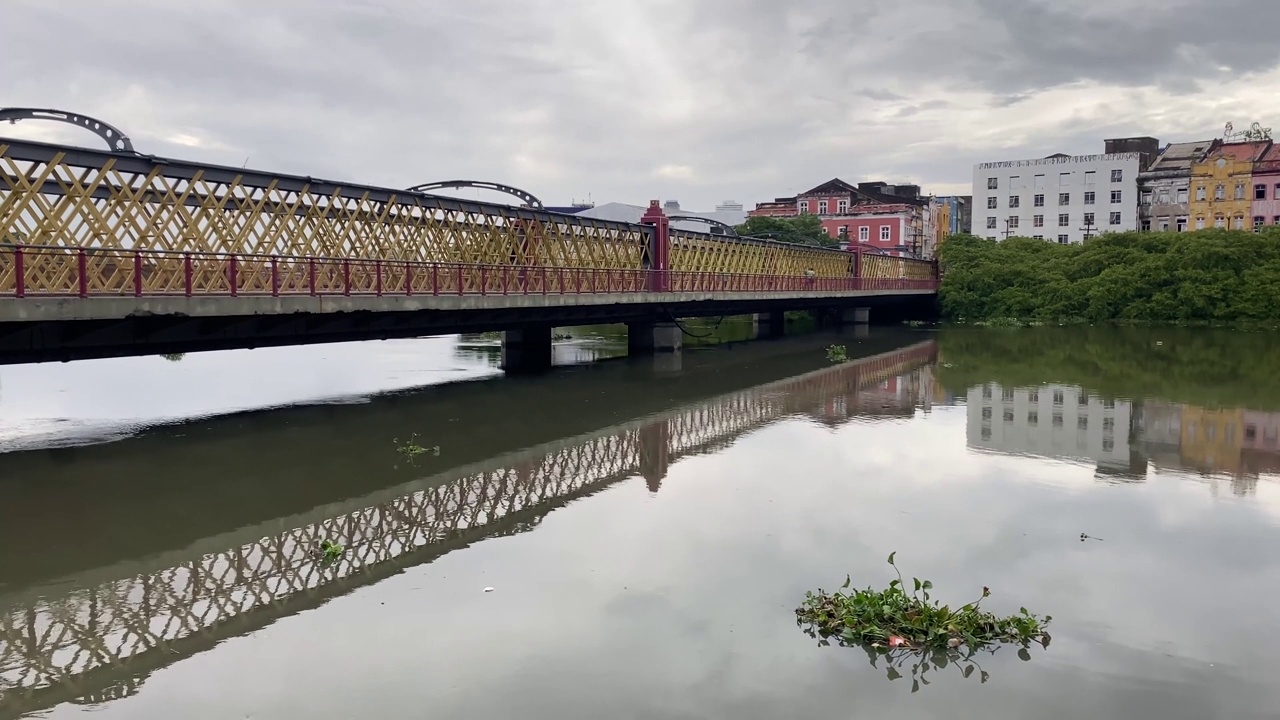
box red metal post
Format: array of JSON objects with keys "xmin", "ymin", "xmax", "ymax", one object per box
[
  {"xmin": 853, "ymin": 247, "xmax": 863, "ymax": 291},
  {"xmin": 480, "ymin": 265, "xmax": 488, "ymax": 296},
  {"xmin": 639, "ymin": 200, "xmax": 670, "ymax": 293},
  {"xmin": 502, "ymin": 265, "xmax": 509, "ymax": 295},
  {"xmin": 541, "ymin": 266, "xmax": 547, "ymax": 295},
  {"xmin": 184, "ymin": 253, "xmax": 193, "ymax": 296},
  {"xmin": 457, "ymin": 265, "xmax": 463, "ymax": 296},
  {"xmin": 271, "ymin": 256, "xmax": 280, "ymax": 296},
  {"xmin": 229, "ymin": 255, "xmax": 238, "ymax": 297},
  {"xmin": 375, "ymin": 259, "xmax": 383, "ymax": 296},
  {"xmin": 133, "ymin": 251, "xmax": 143, "ymax": 297},
  {"xmin": 77, "ymin": 249, "xmax": 88, "ymax": 298},
  {"xmin": 342, "ymin": 259, "xmax": 351, "ymax": 296},
  {"xmin": 14, "ymin": 246, "xmax": 24, "ymax": 298},
  {"xmin": 406, "ymin": 261, "xmax": 413, "ymax": 296}
]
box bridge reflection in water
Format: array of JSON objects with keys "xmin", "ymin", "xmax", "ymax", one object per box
[{"xmin": 0, "ymin": 339, "xmax": 936, "ymax": 717}]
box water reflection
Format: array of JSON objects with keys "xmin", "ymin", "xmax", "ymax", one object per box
[{"xmin": 0, "ymin": 336, "xmax": 936, "ymax": 719}]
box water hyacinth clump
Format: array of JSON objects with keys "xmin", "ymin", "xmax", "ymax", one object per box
[{"xmin": 796, "ymin": 553, "xmax": 1051, "ymax": 651}]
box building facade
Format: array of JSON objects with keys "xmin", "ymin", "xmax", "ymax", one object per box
[
  {"xmin": 1189, "ymin": 141, "xmax": 1272, "ymax": 230},
  {"xmin": 972, "ymin": 150, "xmax": 1142, "ymax": 244},
  {"xmin": 747, "ymin": 178, "xmax": 931, "ymax": 256},
  {"xmin": 1138, "ymin": 140, "xmax": 1217, "ymax": 232},
  {"xmin": 1250, "ymin": 145, "xmax": 1280, "ymax": 227},
  {"xmin": 966, "ymin": 383, "xmax": 1135, "ymax": 471}
]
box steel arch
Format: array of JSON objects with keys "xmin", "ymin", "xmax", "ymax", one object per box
[
  {"xmin": 667, "ymin": 215, "xmax": 739, "ymax": 235},
  {"xmin": 0, "ymin": 107, "xmax": 136, "ymax": 153},
  {"xmin": 407, "ymin": 180, "xmax": 543, "ymax": 209}
]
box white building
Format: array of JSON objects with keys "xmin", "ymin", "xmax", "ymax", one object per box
[
  {"xmin": 715, "ymin": 200, "xmax": 744, "ymax": 212},
  {"xmin": 971, "ymin": 152, "xmax": 1142, "ymax": 244},
  {"xmin": 966, "ymin": 383, "xmax": 1134, "ymax": 470}
]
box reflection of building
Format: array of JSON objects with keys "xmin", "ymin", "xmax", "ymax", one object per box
[
  {"xmin": 809, "ymin": 366, "xmax": 934, "ymax": 425},
  {"xmin": 1180, "ymin": 406, "xmax": 1244, "ymax": 475},
  {"xmin": 966, "ymin": 383, "xmax": 1135, "ymax": 471}
]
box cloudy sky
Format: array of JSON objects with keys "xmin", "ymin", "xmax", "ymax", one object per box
[{"xmin": 4, "ymin": 0, "xmax": 1280, "ymax": 210}]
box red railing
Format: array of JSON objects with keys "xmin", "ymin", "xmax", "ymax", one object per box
[{"xmin": 0, "ymin": 245, "xmax": 938, "ymax": 299}]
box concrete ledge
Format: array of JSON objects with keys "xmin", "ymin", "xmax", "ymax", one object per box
[{"xmin": 0, "ymin": 289, "xmax": 935, "ymax": 323}]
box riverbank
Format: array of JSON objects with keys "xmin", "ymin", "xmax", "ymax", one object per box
[{"xmin": 937, "ymin": 231, "xmax": 1280, "ymax": 325}]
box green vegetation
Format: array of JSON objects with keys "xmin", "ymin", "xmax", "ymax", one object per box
[
  {"xmin": 319, "ymin": 540, "xmax": 344, "ymax": 562},
  {"xmin": 936, "ymin": 325, "xmax": 1280, "ymax": 410},
  {"xmin": 826, "ymin": 344, "xmax": 849, "ymax": 363},
  {"xmin": 938, "ymin": 230, "xmax": 1280, "ymax": 325},
  {"xmin": 160, "ymin": 353, "xmax": 185, "ymax": 362},
  {"xmin": 395, "ymin": 434, "xmax": 440, "ymax": 463},
  {"xmin": 796, "ymin": 553, "xmax": 1051, "ymax": 652},
  {"xmin": 736, "ymin": 215, "xmax": 837, "ymax": 247}
]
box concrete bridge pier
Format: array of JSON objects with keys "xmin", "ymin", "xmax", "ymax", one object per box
[
  {"xmin": 839, "ymin": 307, "xmax": 871, "ymax": 325},
  {"xmin": 754, "ymin": 311, "xmax": 786, "ymax": 339},
  {"xmin": 627, "ymin": 321, "xmax": 683, "ymax": 355},
  {"xmin": 502, "ymin": 325, "xmax": 553, "ymax": 373}
]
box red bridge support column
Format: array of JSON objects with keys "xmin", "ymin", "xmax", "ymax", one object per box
[{"xmin": 639, "ymin": 200, "xmax": 670, "ymax": 293}]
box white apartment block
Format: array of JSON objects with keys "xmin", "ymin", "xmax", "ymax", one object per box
[
  {"xmin": 966, "ymin": 383, "xmax": 1133, "ymax": 469},
  {"xmin": 971, "ymin": 153, "xmax": 1142, "ymax": 244}
]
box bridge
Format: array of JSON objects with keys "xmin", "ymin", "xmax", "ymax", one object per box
[
  {"xmin": 0, "ymin": 338, "xmax": 937, "ymax": 718},
  {"xmin": 0, "ymin": 110, "xmax": 937, "ymax": 366}
]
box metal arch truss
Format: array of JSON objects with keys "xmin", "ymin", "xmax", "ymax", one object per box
[
  {"xmin": 0, "ymin": 108, "xmax": 136, "ymax": 153},
  {"xmin": 407, "ymin": 180, "xmax": 544, "ymax": 209},
  {"xmin": 0, "ymin": 342, "xmax": 937, "ymax": 717},
  {"xmin": 666, "ymin": 215, "xmax": 739, "ymax": 236}
]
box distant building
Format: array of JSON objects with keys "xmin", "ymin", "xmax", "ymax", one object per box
[
  {"xmin": 972, "ymin": 143, "xmax": 1142, "ymax": 244},
  {"xmin": 747, "ymin": 178, "xmax": 930, "ymax": 256},
  {"xmin": 1250, "ymin": 144, "xmax": 1280, "ymax": 228},
  {"xmin": 715, "ymin": 200, "xmax": 744, "ymax": 212},
  {"xmin": 930, "ymin": 195, "xmax": 971, "ymax": 252},
  {"xmin": 1138, "ymin": 140, "xmax": 1217, "ymax": 232},
  {"xmin": 1189, "ymin": 140, "xmax": 1272, "ymax": 230},
  {"xmin": 574, "ymin": 201, "xmax": 746, "ymax": 234}
]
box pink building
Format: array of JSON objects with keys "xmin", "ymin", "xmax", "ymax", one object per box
[
  {"xmin": 1252, "ymin": 145, "xmax": 1280, "ymax": 227},
  {"xmin": 748, "ymin": 178, "xmax": 930, "ymax": 256}
]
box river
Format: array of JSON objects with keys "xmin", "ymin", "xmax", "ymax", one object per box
[{"xmin": 1, "ymin": 324, "xmax": 1277, "ymax": 719}]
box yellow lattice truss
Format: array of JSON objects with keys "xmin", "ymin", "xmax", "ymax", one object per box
[
  {"xmin": 0, "ymin": 143, "xmax": 647, "ymax": 265},
  {"xmin": 669, "ymin": 229, "xmax": 853, "ymax": 277},
  {"xmin": 862, "ymin": 253, "xmax": 936, "ymax": 281}
]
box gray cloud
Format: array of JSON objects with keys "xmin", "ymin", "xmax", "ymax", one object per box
[{"xmin": 2, "ymin": 0, "xmax": 1279, "ymax": 210}]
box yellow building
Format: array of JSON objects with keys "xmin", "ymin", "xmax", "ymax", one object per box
[{"xmin": 1189, "ymin": 141, "xmax": 1271, "ymax": 230}]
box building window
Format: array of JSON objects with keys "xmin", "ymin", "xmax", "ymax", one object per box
[
  {"xmin": 1033, "ymin": 194, "xmax": 1045, "ymax": 207},
  {"xmin": 1141, "ymin": 190, "xmax": 1153, "ymax": 205},
  {"xmin": 1002, "ymin": 387, "xmax": 1014, "ymax": 401},
  {"xmin": 1004, "ymin": 409, "xmax": 1014, "ymax": 423},
  {"xmin": 880, "ymin": 225, "xmax": 891, "ymax": 241},
  {"xmin": 1141, "ymin": 220, "xmax": 1151, "ymax": 232},
  {"xmin": 799, "ymin": 201, "xmax": 810, "ymax": 213},
  {"xmin": 1215, "ymin": 184, "xmax": 1225, "ymax": 200},
  {"xmin": 1159, "ymin": 218, "xmax": 1169, "ymax": 231},
  {"xmin": 1177, "ymin": 188, "xmax": 1188, "ymax": 203},
  {"xmin": 1195, "ymin": 185, "xmax": 1206, "ymax": 201},
  {"xmin": 1110, "ymin": 190, "xmax": 1122, "ymax": 204},
  {"xmin": 1235, "ymin": 184, "xmax": 1246, "ymax": 200},
  {"xmin": 1058, "ymin": 214, "xmax": 1070, "ymax": 227},
  {"xmin": 1274, "ymin": 216, "xmax": 1280, "ymax": 225},
  {"xmin": 1053, "ymin": 413, "xmax": 1064, "ymax": 428},
  {"xmin": 859, "ymin": 226, "xmax": 869, "ymax": 241},
  {"xmin": 838, "ymin": 199, "xmax": 848, "ymax": 214},
  {"xmin": 1196, "ymin": 216, "xmax": 1205, "ymax": 229},
  {"xmin": 982, "ymin": 386, "xmax": 992, "ymax": 400},
  {"xmin": 1109, "ymin": 212, "xmax": 1122, "ymax": 225},
  {"xmin": 1028, "ymin": 411, "xmax": 1039, "ymax": 426},
  {"xmin": 1029, "ymin": 390, "xmax": 1039, "ymax": 403},
  {"xmin": 1033, "ymin": 234, "xmax": 1044, "ymax": 240},
  {"xmin": 1059, "ymin": 172, "xmax": 1071, "ymax": 186},
  {"xmin": 1177, "ymin": 217, "xmax": 1187, "ymax": 232},
  {"xmin": 1078, "ymin": 416, "xmax": 1088, "ymax": 430},
  {"xmin": 1084, "ymin": 191, "xmax": 1095, "ymax": 205},
  {"xmin": 1059, "ymin": 192, "xmax": 1070, "ymax": 205},
  {"xmin": 1008, "ymin": 216, "xmax": 1019, "ymax": 229},
  {"xmin": 1033, "ymin": 214, "xmax": 1044, "ymax": 227},
  {"xmin": 818, "ymin": 200, "xmax": 828, "ymax": 214},
  {"xmin": 1083, "ymin": 171, "xmax": 1096, "ymax": 185},
  {"xmin": 1233, "ymin": 215, "xmax": 1245, "ymax": 229},
  {"xmin": 1083, "ymin": 212, "xmax": 1095, "ymax": 226},
  {"xmin": 1053, "ymin": 390, "xmax": 1064, "ymax": 405},
  {"xmin": 838, "ymin": 226, "xmax": 849, "ymax": 239},
  {"xmin": 986, "ymin": 217, "xmax": 997, "ymax": 229},
  {"xmin": 1255, "ymin": 216, "xmax": 1265, "ymax": 229},
  {"xmin": 1009, "ymin": 195, "xmax": 1020, "ymax": 208},
  {"xmin": 1214, "ymin": 214, "xmax": 1225, "ymax": 228},
  {"xmin": 1275, "ymin": 183, "xmax": 1280, "ymax": 199},
  {"xmin": 1111, "ymin": 169, "xmax": 1123, "ymax": 182},
  {"xmin": 987, "ymin": 196, "xmax": 998, "ymax": 209},
  {"xmin": 1057, "ymin": 234, "xmax": 1069, "ymax": 244},
  {"xmin": 1256, "ymin": 184, "xmax": 1267, "ymax": 200},
  {"xmin": 987, "ymin": 177, "xmax": 998, "ymax": 189}
]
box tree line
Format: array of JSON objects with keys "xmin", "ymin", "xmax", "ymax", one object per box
[{"xmin": 937, "ymin": 230, "xmax": 1280, "ymax": 324}]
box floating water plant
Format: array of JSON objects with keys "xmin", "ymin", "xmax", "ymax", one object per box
[
  {"xmin": 395, "ymin": 434, "xmax": 441, "ymax": 461},
  {"xmin": 826, "ymin": 344, "xmax": 849, "ymax": 363},
  {"xmin": 319, "ymin": 540, "xmax": 344, "ymax": 562},
  {"xmin": 796, "ymin": 553, "xmax": 1051, "ymax": 652}
]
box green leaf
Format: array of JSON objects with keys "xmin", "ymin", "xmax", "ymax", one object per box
[
  {"xmin": 913, "ymin": 578, "xmax": 922, "ymax": 592},
  {"xmin": 887, "ymin": 551, "xmax": 896, "ymax": 566},
  {"xmin": 842, "ymin": 575, "xmax": 851, "ymax": 589},
  {"xmin": 922, "ymin": 580, "xmax": 933, "ymax": 591}
]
